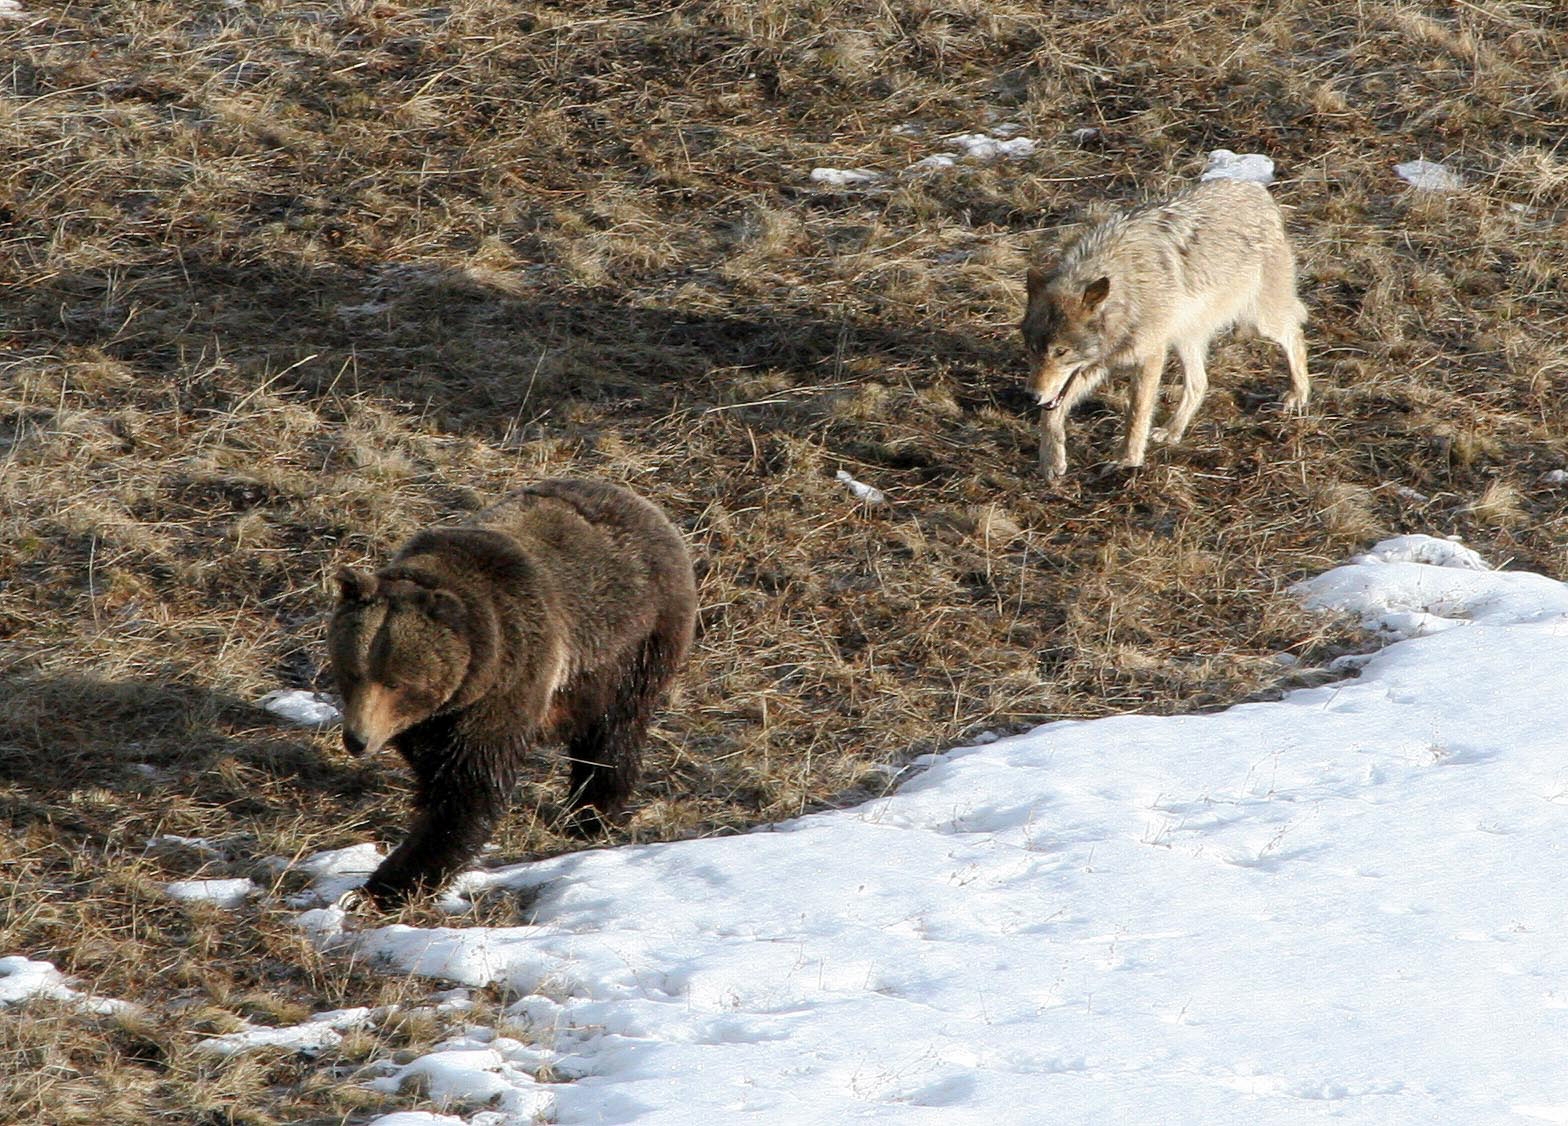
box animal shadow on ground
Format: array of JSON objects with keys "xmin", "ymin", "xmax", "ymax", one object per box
[
  {"xmin": 0, "ymin": 668, "xmax": 368, "ymax": 845},
  {"xmin": 18, "ymin": 256, "xmax": 1024, "ymax": 427}
]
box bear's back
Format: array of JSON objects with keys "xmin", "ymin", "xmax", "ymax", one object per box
[{"xmin": 470, "ymin": 479, "xmax": 694, "ymax": 670}]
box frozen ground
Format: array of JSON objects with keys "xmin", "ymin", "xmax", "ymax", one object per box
[{"xmin": 8, "ymin": 535, "xmax": 1566, "ymax": 1123}]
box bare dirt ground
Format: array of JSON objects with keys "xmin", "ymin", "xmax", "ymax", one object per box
[{"xmin": 2, "ymin": 1, "xmax": 1566, "ymax": 1120}]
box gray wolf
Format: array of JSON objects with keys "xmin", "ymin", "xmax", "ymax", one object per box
[
  {"xmin": 1019, "ymin": 179, "xmax": 1310, "ymax": 479},
  {"xmin": 329, "ymin": 479, "xmax": 696, "ymax": 907}
]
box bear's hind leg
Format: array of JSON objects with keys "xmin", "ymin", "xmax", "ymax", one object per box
[
  {"xmin": 561, "ymin": 676, "xmax": 650, "ymax": 837},
  {"xmin": 562, "ymin": 625, "xmax": 686, "ymax": 837}
]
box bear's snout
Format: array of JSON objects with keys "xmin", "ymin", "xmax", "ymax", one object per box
[{"xmin": 343, "ymin": 729, "xmax": 368, "ymax": 756}]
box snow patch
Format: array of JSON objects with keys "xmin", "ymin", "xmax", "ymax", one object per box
[
  {"xmin": 1352, "ymin": 533, "xmax": 1488, "ymax": 571},
  {"xmin": 294, "ymin": 905, "xmax": 352, "ymax": 941},
  {"xmin": 195, "ymin": 1006, "xmax": 377, "ymax": 1057},
  {"xmin": 834, "ymin": 469, "xmax": 886, "ymax": 506},
  {"xmin": 288, "ymin": 843, "xmax": 385, "ymax": 907},
  {"xmin": 300, "ymin": 843, "xmax": 385, "ymax": 880},
  {"xmin": 907, "ymin": 130, "xmax": 1037, "ymax": 173},
  {"xmin": 945, "ymin": 132, "xmax": 1037, "ymax": 161},
  {"xmin": 163, "ymin": 878, "xmax": 257, "ymax": 908},
  {"xmin": 258, "ymin": 689, "xmax": 341, "ymax": 727},
  {"xmin": 1200, "ymin": 149, "xmax": 1276, "ymax": 184},
  {"xmin": 828, "ymin": 125, "xmax": 1040, "ymax": 183},
  {"xmin": 1396, "ymin": 159, "xmax": 1464, "ymax": 191},
  {"xmin": 809, "ymin": 167, "xmax": 881, "ymax": 188},
  {"xmin": 0, "ymin": 1, "xmax": 26, "ymax": 22},
  {"xmin": 0, "ymin": 956, "xmax": 134, "ymax": 1015},
  {"xmin": 364, "ymin": 1035, "xmax": 554, "ymax": 1120}
]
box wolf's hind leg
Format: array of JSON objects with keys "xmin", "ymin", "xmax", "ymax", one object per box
[
  {"xmin": 1277, "ymin": 325, "xmax": 1311, "ymax": 413},
  {"xmin": 1259, "ymin": 273, "xmax": 1310, "ymax": 413}
]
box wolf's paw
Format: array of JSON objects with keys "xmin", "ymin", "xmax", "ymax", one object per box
[
  {"xmin": 1281, "ymin": 393, "xmax": 1309, "ymax": 416},
  {"xmin": 1036, "ymin": 451, "xmax": 1068, "ymax": 480},
  {"xmin": 1150, "ymin": 427, "xmax": 1170, "ymax": 444}
]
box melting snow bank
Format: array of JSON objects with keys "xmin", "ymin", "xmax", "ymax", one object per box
[
  {"xmin": 1296, "ymin": 533, "xmax": 1568, "ymax": 638},
  {"xmin": 196, "ymin": 1006, "xmax": 379, "ymax": 1058},
  {"xmin": 285, "ymin": 533, "xmax": 1568, "ymax": 1125}
]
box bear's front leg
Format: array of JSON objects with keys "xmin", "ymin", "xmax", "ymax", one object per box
[{"xmin": 362, "ymin": 745, "xmax": 517, "ymax": 908}]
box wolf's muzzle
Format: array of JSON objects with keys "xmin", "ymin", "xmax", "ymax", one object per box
[{"xmin": 1035, "ymin": 372, "xmax": 1076, "ymax": 412}]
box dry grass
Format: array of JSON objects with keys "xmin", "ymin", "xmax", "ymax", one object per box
[{"xmin": 3, "ymin": 0, "xmax": 1567, "ymax": 1119}]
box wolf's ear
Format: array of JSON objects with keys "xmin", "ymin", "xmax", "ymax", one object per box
[
  {"xmin": 336, "ymin": 568, "xmax": 378, "ymax": 603},
  {"xmin": 1025, "ymin": 267, "xmax": 1051, "ymax": 299},
  {"xmin": 1081, "ymin": 275, "xmax": 1111, "ymax": 312}
]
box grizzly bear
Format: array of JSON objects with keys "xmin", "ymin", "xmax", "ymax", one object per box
[{"xmin": 328, "ymin": 478, "xmax": 696, "ymax": 908}]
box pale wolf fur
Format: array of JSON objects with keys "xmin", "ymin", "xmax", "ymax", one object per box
[{"xmin": 1019, "ymin": 179, "xmax": 1310, "ymax": 480}]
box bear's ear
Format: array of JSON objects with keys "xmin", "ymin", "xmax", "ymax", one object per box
[
  {"xmin": 1081, "ymin": 275, "xmax": 1111, "ymax": 312},
  {"xmin": 336, "ymin": 568, "xmax": 378, "ymax": 604},
  {"xmin": 417, "ymin": 587, "xmax": 467, "ymax": 630}
]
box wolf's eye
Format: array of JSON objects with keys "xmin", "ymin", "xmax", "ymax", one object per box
[{"xmin": 1051, "ymin": 346, "xmax": 1069, "ymax": 359}]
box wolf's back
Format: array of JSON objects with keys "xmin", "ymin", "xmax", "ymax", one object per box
[{"xmin": 1060, "ymin": 180, "xmax": 1288, "ymax": 297}]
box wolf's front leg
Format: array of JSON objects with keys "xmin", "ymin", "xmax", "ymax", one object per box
[
  {"xmin": 1038, "ymin": 407, "xmax": 1068, "ymax": 480},
  {"xmin": 1118, "ymin": 355, "xmax": 1165, "ymax": 468}
]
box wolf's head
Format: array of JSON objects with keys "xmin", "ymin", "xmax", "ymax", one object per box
[
  {"xmin": 328, "ymin": 569, "xmax": 473, "ymax": 757},
  {"xmin": 1020, "ymin": 270, "xmax": 1111, "ymax": 410}
]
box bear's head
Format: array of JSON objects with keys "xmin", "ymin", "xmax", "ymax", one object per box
[{"xmin": 328, "ymin": 569, "xmax": 473, "ymax": 757}]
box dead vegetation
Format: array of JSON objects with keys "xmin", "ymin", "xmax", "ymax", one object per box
[{"xmin": 2, "ymin": 0, "xmax": 1566, "ymax": 1120}]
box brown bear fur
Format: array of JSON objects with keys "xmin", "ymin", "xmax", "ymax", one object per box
[{"xmin": 328, "ymin": 478, "xmax": 696, "ymax": 907}]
